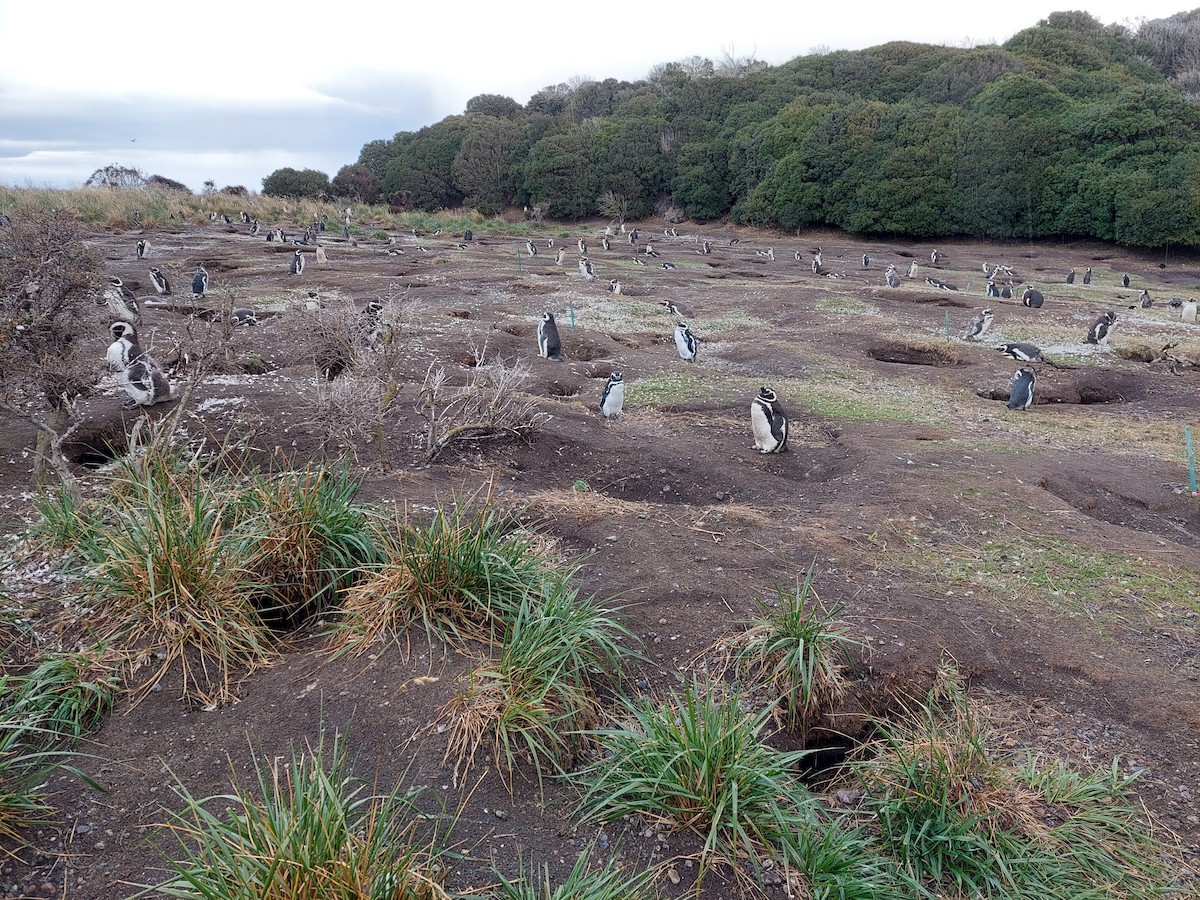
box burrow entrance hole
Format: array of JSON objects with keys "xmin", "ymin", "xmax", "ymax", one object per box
[{"xmin": 866, "ymin": 341, "xmax": 970, "ymax": 367}]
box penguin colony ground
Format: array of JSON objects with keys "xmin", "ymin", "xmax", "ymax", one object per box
[{"xmin": 96, "ymin": 211, "xmax": 1194, "ymax": 442}]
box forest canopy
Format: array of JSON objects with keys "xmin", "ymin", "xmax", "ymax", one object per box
[{"xmin": 292, "ymin": 10, "xmax": 1200, "ymax": 248}]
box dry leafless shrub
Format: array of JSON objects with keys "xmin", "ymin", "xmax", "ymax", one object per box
[
  {"xmin": 0, "ymin": 206, "xmax": 107, "ymax": 486},
  {"xmin": 417, "ymin": 343, "xmax": 549, "ymax": 460}
]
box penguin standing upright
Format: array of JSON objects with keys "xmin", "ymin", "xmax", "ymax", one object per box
[
  {"xmin": 191, "ymin": 265, "xmax": 209, "ymax": 298},
  {"xmin": 1007, "ymin": 367, "xmax": 1036, "ymax": 411},
  {"xmin": 1082, "ymin": 267, "xmax": 1092, "ymax": 284},
  {"xmin": 148, "ymin": 266, "xmax": 171, "ymax": 296},
  {"xmin": 750, "ymin": 386, "xmax": 789, "ymax": 453},
  {"xmin": 962, "ymin": 308, "xmax": 994, "ymax": 341},
  {"xmin": 1085, "ymin": 311, "xmax": 1117, "ymax": 345},
  {"xmin": 537, "ymin": 312, "xmax": 562, "ymax": 359},
  {"xmin": 99, "ymin": 277, "xmax": 140, "ymax": 324},
  {"xmin": 290, "ymin": 248, "xmax": 305, "ymax": 276},
  {"xmin": 554, "ymin": 247, "xmax": 567, "ymax": 265},
  {"xmin": 599, "ymin": 371, "xmax": 625, "ymax": 418},
  {"xmin": 525, "ymin": 239, "xmax": 537, "ymax": 257},
  {"xmin": 579, "ymin": 257, "xmax": 596, "ymax": 280},
  {"xmin": 105, "ymin": 322, "xmax": 171, "ymax": 410},
  {"xmin": 907, "ymin": 261, "xmax": 918, "ymax": 278},
  {"xmin": 315, "ymin": 243, "xmax": 328, "ymax": 266},
  {"xmin": 135, "ymin": 239, "xmax": 148, "ymax": 259},
  {"xmin": 1122, "ymin": 274, "xmax": 1131, "ymax": 288},
  {"xmin": 1065, "ymin": 269, "xmax": 1075, "ymax": 284},
  {"xmin": 674, "ymin": 321, "xmax": 698, "ymax": 362}
]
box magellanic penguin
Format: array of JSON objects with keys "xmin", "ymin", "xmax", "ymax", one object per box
[
  {"xmin": 99, "ymin": 276, "xmax": 140, "ymax": 324},
  {"xmin": 1082, "ymin": 267, "xmax": 1092, "ymax": 284},
  {"xmin": 538, "ymin": 311, "xmax": 562, "ymax": 360},
  {"xmin": 579, "ymin": 256, "xmax": 596, "ymax": 279},
  {"xmin": 661, "ymin": 298, "xmax": 694, "ymax": 318},
  {"xmin": 962, "ymin": 308, "xmax": 994, "ymax": 342},
  {"xmin": 315, "ymin": 243, "xmax": 328, "ymax": 265},
  {"xmin": 148, "ymin": 266, "xmax": 171, "ymax": 296},
  {"xmin": 1085, "ymin": 310, "xmax": 1117, "ymax": 345},
  {"xmin": 1021, "ymin": 287, "xmax": 1045, "ymax": 308},
  {"xmin": 599, "ymin": 371, "xmax": 625, "ymax": 418},
  {"xmin": 230, "ymin": 307, "xmax": 259, "ymax": 326},
  {"xmin": 290, "ymin": 248, "xmax": 305, "ymax": 276},
  {"xmin": 1007, "ymin": 367, "xmax": 1036, "ymax": 411},
  {"xmin": 996, "ymin": 341, "xmax": 1045, "ymax": 363},
  {"xmin": 525, "ymin": 239, "xmax": 538, "ymax": 257},
  {"xmin": 1122, "ymin": 274, "xmax": 1131, "ymax": 288},
  {"xmin": 674, "ymin": 321, "xmax": 698, "ymax": 362},
  {"xmin": 191, "ymin": 265, "xmax": 209, "ymax": 298},
  {"xmin": 106, "ymin": 322, "xmax": 171, "ymax": 410},
  {"xmin": 135, "ymin": 239, "xmax": 148, "ymax": 259},
  {"xmin": 750, "ymin": 386, "xmax": 789, "ymax": 453}
]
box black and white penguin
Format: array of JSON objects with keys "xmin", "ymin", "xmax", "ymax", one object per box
[
  {"xmin": 674, "ymin": 321, "xmax": 698, "ymax": 362},
  {"xmin": 290, "ymin": 248, "xmax": 305, "ymax": 276},
  {"xmin": 632, "ymin": 256, "xmax": 646, "ymax": 266},
  {"xmin": 962, "ymin": 308, "xmax": 994, "ymax": 341},
  {"xmin": 997, "ymin": 341, "xmax": 1045, "ymax": 363},
  {"xmin": 240, "ymin": 211, "xmax": 251, "ymax": 224},
  {"xmin": 1085, "ymin": 311, "xmax": 1117, "ymax": 345},
  {"xmin": 135, "ymin": 239, "xmax": 148, "ymax": 259},
  {"xmin": 885, "ymin": 266, "xmax": 901, "ymax": 288},
  {"xmin": 1065, "ymin": 269, "xmax": 1075, "ymax": 284},
  {"xmin": 986, "ymin": 281, "xmax": 999, "ymax": 298},
  {"xmin": 811, "ymin": 257, "xmax": 821, "ymax": 275},
  {"xmin": 766, "ymin": 247, "xmax": 775, "ymax": 262},
  {"xmin": 599, "ymin": 371, "xmax": 625, "ymax": 418},
  {"xmin": 578, "ymin": 238, "xmax": 588, "ymax": 255},
  {"xmin": 230, "ymin": 307, "xmax": 259, "ymax": 326},
  {"xmin": 191, "ymin": 265, "xmax": 208, "ymax": 298},
  {"xmin": 525, "ymin": 239, "xmax": 537, "ymax": 258},
  {"xmin": 907, "ymin": 260, "xmax": 918, "ymax": 279},
  {"xmin": 99, "ymin": 276, "xmax": 140, "ymax": 324},
  {"xmin": 148, "ymin": 266, "xmax": 171, "ymax": 296},
  {"xmin": 316, "ymin": 244, "xmax": 328, "ymax": 266},
  {"xmin": 250, "ymin": 219, "xmax": 261, "ymax": 237},
  {"xmin": 1000, "ymin": 283, "xmax": 1013, "ymax": 300},
  {"xmin": 930, "ymin": 249, "xmax": 942, "ymax": 265},
  {"xmin": 1007, "ymin": 367, "xmax": 1036, "ymax": 411},
  {"xmin": 1138, "ymin": 289, "xmax": 1152, "ymax": 309},
  {"xmin": 862, "ymin": 253, "xmax": 870, "ymax": 268},
  {"xmin": 1122, "ymin": 274, "xmax": 1131, "ymax": 288},
  {"xmin": 628, "ymin": 228, "xmax": 639, "ymax": 246},
  {"xmin": 750, "ymin": 386, "xmax": 789, "ymax": 454},
  {"xmin": 554, "ymin": 247, "xmax": 567, "ymax": 265},
  {"xmin": 537, "ymin": 312, "xmax": 562, "ymax": 360},
  {"xmin": 700, "ymin": 240, "xmax": 712, "ymax": 255},
  {"xmin": 1082, "ymin": 267, "xmax": 1092, "ymax": 285},
  {"xmin": 579, "ymin": 257, "xmax": 596, "ymax": 279},
  {"xmin": 661, "ymin": 261, "xmax": 676, "ymax": 271},
  {"xmin": 106, "ymin": 322, "xmax": 171, "ymax": 410},
  {"xmin": 1021, "ymin": 287, "xmax": 1045, "ymax": 308},
  {"xmin": 601, "ymin": 236, "xmax": 611, "ymax": 251},
  {"xmin": 609, "ymin": 279, "xmax": 622, "ymax": 295},
  {"xmin": 661, "ymin": 298, "xmax": 694, "ymax": 318}
]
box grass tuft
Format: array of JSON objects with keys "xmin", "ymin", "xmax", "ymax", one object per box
[
  {"xmin": 437, "ymin": 581, "xmax": 637, "ymax": 787},
  {"xmin": 726, "ymin": 565, "xmax": 860, "ymax": 739},
  {"xmin": 853, "ymin": 662, "xmax": 1179, "ymax": 897},
  {"xmin": 142, "ymin": 728, "xmax": 454, "ymax": 900},
  {"xmin": 3, "ymin": 650, "xmax": 120, "ymax": 746},
  {"xmin": 575, "ymin": 684, "xmax": 814, "ymax": 882},
  {"xmin": 492, "ymin": 847, "xmax": 653, "ymax": 900}
]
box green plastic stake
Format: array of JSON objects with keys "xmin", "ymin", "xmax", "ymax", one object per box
[
  {"xmin": 1187, "ymin": 425, "xmax": 1198, "ymax": 494},
  {"xmin": 944, "ymin": 309, "xmax": 950, "ymax": 340},
  {"xmin": 569, "ymin": 302, "xmax": 576, "ymax": 328}
]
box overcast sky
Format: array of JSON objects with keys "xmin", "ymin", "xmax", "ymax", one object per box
[{"xmin": 0, "ymin": 1, "xmax": 1191, "ymax": 193}]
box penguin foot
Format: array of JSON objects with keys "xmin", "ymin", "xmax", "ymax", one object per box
[{"xmin": 120, "ymin": 399, "xmax": 140, "ymax": 410}]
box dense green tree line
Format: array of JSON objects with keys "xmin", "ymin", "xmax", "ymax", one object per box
[{"xmin": 267, "ymin": 11, "xmax": 1200, "ymax": 247}]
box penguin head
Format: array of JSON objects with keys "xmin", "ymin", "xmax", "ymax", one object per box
[
  {"xmin": 542, "ymin": 311, "xmax": 555, "ymax": 324},
  {"xmin": 609, "ymin": 371, "xmax": 623, "ymax": 384},
  {"xmin": 758, "ymin": 386, "xmax": 778, "ymax": 404},
  {"xmin": 110, "ymin": 321, "xmax": 135, "ymax": 342},
  {"xmin": 981, "ymin": 307, "xmax": 994, "ymax": 317}
]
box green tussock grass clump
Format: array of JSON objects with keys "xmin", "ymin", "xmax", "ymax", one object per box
[
  {"xmin": 437, "ymin": 580, "xmax": 638, "ymax": 788},
  {"xmin": 575, "ymin": 684, "xmax": 814, "ymax": 882},
  {"xmin": 851, "ymin": 663, "xmax": 1181, "ymax": 898},
  {"xmin": 492, "ymin": 848, "xmax": 653, "ymax": 900},
  {"xmin": 723, "ymin": 565, "xmax": 861, "ymax": 740},
  {"xmin": 141, "ymin": 728, "xmax": 455, "ymax": 900},
  {"xmin": 2, "ymin": 650, "xmax": 120, "ymax": 747},
  {"xmin": 29, "ymin": 425, "xmax": 383, "ymax": 706}
]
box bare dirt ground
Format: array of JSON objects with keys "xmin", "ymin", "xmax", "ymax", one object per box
[{"xmin": 1, "ymin": 215, "xmax": 1198, "ymax": 898}]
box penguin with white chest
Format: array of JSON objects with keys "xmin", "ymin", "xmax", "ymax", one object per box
[
  {"xmin": 674, "ymin": 321, "xmax": 698, "ymax": 362},
  {"xmin": 962, "ymin": 308, "xmax": 994, "ymax": 341},
  {"xmin": 191, "ymin": 265, "xmax": 209, "ymax": 298},
  {"xmin": 106, "ymin": 322, "xmax": 171, "ymax": 410},
  {"xmin": 599, "ymin": 371, "xmax": 625, "ymax": 418},
  {"xmin": 99, "ymin": 276, "xmax": 140, "ymax": 324},
  {"xmin": 538, "ymin": 312, "xmax": 562, "ymax": 360},
  {"xmin": 148, "ymin": 266, "xmax": 171, "ymax": 296},
  {"xmin": 750, "ymin": 386, "xmax": 789, "ymax": 453},
  {"xmin": 1085, "ymin": 310, "xmax": 1116, "ymax": 345}
]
